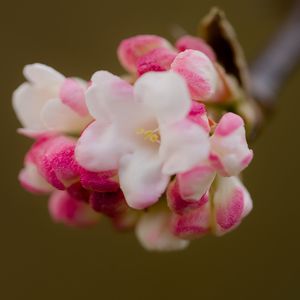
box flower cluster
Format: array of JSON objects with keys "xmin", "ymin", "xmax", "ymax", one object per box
[{"xmin": 13, "ymin": 33, "xmax": 254, "ymax": 251}]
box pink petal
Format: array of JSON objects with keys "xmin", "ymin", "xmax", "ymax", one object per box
[
  {"xmin": 28, "ymin": 136, "xmax": 80, "ymax": 190},
  {"xmin": 60, "ymin": 78, "xmax": 89, "ymax": 116},
  {"xmin": 175, "ymin": 35, "xmax": 216, "ymax": 62},
  {"xmin": 137, "ymin": 48, "xmax": 177, "ymax": 76},
  {"xmin": 135, "ymin": 210, "xmax": 189, "ymax": 251},
  {"xmin": 212, "ymin": 176, "xmax": 253, "ymax": 236},
  {"xmin": 48, "ymin": 190, "xmax": 100, "ymax": 227},
  {"xmin": 79, "ymin": 168, "xmax": 119, "ymax": 192},
  {"xmin": 171, "ymin": 202, "xmax": 211, "ymax": 239},
  {"xmin": 167, "ymin": 180, "xmax": 209, "ymax": 215},
  {"xmin": 177, "ymin": 164, "xmax": 216, "ymax": 201},
  {"xmin": 170, "ymin": 49, "xmax": 218, "ymax": 101},
  {"xmin": 117, "ymin": 35, "xmax": 172, "ymax": 73},
  {"xmin": 90, "ymin": 189, "xmax": 127, "ymax": 218},
  {"xmin": 210, "ymin": 113, "xmax": 253, "ymax": 176},
  {"xmin": 188, "ymin": 101, "xmax": 210, "ymax": 132}
]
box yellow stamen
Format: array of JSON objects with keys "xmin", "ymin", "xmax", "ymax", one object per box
[{"xmin": 136, "ymin": 127, "xmax": 160, "ymax": 144}]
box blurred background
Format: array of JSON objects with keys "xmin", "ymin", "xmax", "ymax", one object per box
[{"xmin": 1, "ymin": 0, "xmax": 299, "ymax": 299}]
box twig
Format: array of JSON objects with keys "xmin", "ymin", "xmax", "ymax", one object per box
[{"xmin": 250, "ymin": 0, "xmax": 300, "ymax": 110}]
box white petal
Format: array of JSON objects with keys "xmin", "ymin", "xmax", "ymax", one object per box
[
  {"xmin": 24, "ymin": 63, "xmax": 65, "ymax": 85},
  {"xmin": 75, "ymin": 121, "xmax": 128, "ymax": 172},
  {"xmin": 86, "ymin": 71, "xmax": 135, "ymax": 121},
  {"xmin": 134, "ymin": 71, "xmax": 191, "ymax": 125},
  {"xmin": 40, "ymin": 98, "xmax": 92, "ymax": 134},
  {"xmin": 12, "ymin": 83, "xmax": 48, "ymax": 130},
  {"xmin": 160, "ymin": 119, "xmax": 210, "ymax": 175},
  {"xmin": 19, "ymin": 163, "xmax": 53, "ymax": 194},
  {"xmin": 119, "ymin": 150, "xmax": 170, "ymax": 209},
  {"xmin": 136, "ymin": 211, "xmax": 189, "ymax": 251}
]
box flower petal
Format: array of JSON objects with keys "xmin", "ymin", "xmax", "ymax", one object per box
[
  {"xmin": 212, "ymin": 176, "xmax": 253, "ymax": 236},
  {"xmin": 167, "ymin": 180, "xmax": 209, "ymax": 215},
  {"xmin": 23, "ymin": 63, "xmax": 65, "ymax": 85},
  {"xmin": 59, "ymin": 78, "xmax": 89, "ymax": 116},
  {"xmin": 48, "ymin": 190, "xmax": 100, "ymax": 227},
  {"xmin": 171, "ymin": 202, "xmax": 211, "ymax": 239},
  {"xmin": 75, "ymin": 121, "xmax": 127, "ymax": 172},
  {"xmin": 159, "ymin": 119, "xmax": 210, "ymax": 175},
  {"xmin": 41, "ymin": 98, "xmax": 92, "ymax": 134},
  {"xmin": 117, "ymin": 35, "xmax": 172, "ymax": 73},
  {"xmin": 170, "ymin": 49, "xmax": 218, "ymax": 101},
  {"xmin": 210, "ymin": 113, "xmax": 253, "ymax": 176},
  {"xmin": 137, "ymin": 48, "xmax": 177, "ymax": 76},
  {"xmin": 134, "ymin": 71, "xmax": 191, "ymax": 125},
  {"xmin": 19, "ymin": 163, "xmax": 53, "ymax": 194},
  {"xmin": 135, "ymin": 210, "xmax": 189, "ymax": 251},
  {"xmin": 79, "ymin": 169, "xmax": 119, "ymax": 192},
  {"xmin": 12, "ymin": 83, "xmax": 48, "ymax": 130},
  {"xmin": 177, "ymin": 164, "xmax": 216, "ymax": 201},
  {"xmin": 175, "ymin": 35, "xmax": 216, "ymax": 61},
  {"xmin": 90, "ymin": 189, "xmax": 127, "ymax": 218},
  {"xmin": 119, "ymin": 150, "xmax": 170, "ymax": 209},
  {"xmin": 86, "ymin": 71, "xmax": 134, "ymax": 121}
]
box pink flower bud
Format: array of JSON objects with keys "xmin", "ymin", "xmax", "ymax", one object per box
[
  {"xmin": 135, "ymin": 211, "xmax": 189, "ymax": 251},
  {"xmin": 79, "ymin": 169, "xmax": 119, "ymax": 192},
  {"xmin": 117, "ymin": 35, "xmax": 172, "ymax": 73},
  {"xmin": 167, "ymin": 180, "xmax": 208, "ymax": 215},
  {"xmin": 48, "ymin": 190, "xmax": 100, "ymax": 227},
  {"xmin": 175, "ymin": 35, "xmax": 216, "ymax": 62},
  {"xmin": 27, "ymin": 136, "xmax": 81, "ymax": 190},
  {"xmin": 210, "ymin": 113, "xmax": 253, "ymax": 176},
  {"xmin": 171, "ymin": 202, "xmax": 211, "ymax": 239},
  {"xmin": 137, "ymin": 48, "xmax": 177, "ymax": 76},
  {"xmin": 90, "ymin": 189, "xmax": 126, "ymax": 218},
  {"xmin": 170, "ymin": 49, "xmax": 218, "ymax": 100},
  {"xmin": 212, "ymin": 176, "xmax": 253, "ymax": 236}
]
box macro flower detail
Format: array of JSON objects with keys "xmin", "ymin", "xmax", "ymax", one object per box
[
  {"xmin": 14, "ymin": 8, "xmax": 258, "ymax": 251},
  {"xmin": 13, "ymin": 63, "xmax": 92, "ymax": 137},
  {"xmin": 75, "ymin": 70, "xmax": 210, "ymax": 209}
]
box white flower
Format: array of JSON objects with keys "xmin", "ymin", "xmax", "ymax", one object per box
[
  {"xmin": 13, "ymin": 63, "xmax": 92, "ymax": 137},
  {"xmin": 76, "ymin": 71, "xmax": 211, "ymax": 209}
]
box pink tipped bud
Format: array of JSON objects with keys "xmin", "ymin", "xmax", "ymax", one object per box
[
  {"xmin": 135, "ymin": 211, "xmax": 189, "ymax": 251},
  {"xmin": 167, "ymin": 180, "xmax": 209, "ymax": 215},
  {"xmin": 170, "ymin": 49, "xmax": 218, "ymax": 100},
  {"xmin": 212, "ymin": 176, "xmax": 253, "ymax": 236},
  {"xmin": 175, "ymin": 35, "xmax": 216, "ymax": 62},
  {"xmin": 117, "ymin": 35, "xmax": 172, "ymax": 73},
  {"xmin": 171, "ymin": 202, "xmax": 211, "ymax": 239},
  {"xmin": 48, "ymin": 190, "xmax": 100, "ymax": 227},
  {"xmin": 137, "ymin": 48, "xmax": 177, "ymax": 76},
  {"xmin": 210, "ymin": 112, "xmax": 253, "ymax": 176}
]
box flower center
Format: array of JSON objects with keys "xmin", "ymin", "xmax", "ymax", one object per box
[{"xmin": 136, "ymin": 127, "xmax": 160, "ymax": 144}]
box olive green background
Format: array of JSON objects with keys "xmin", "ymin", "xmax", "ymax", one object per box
[{"xmin": 1, "ymin": 0, "xmax": 299, "ymax": 299}]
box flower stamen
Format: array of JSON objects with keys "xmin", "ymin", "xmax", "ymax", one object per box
[{"xmin": 136, "ymin": 128, "xmax": 160, "ymax": 144}]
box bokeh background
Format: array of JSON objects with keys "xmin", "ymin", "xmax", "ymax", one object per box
[{"xmin": 1, "ymin": 0, "xmax": 299, "ymax": 299}]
